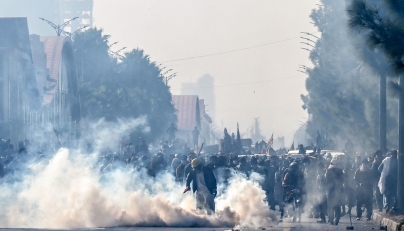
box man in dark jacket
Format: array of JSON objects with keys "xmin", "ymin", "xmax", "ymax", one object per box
[
  {"xmin": 183, "ymin": 153, "xmax": 196, "ymax": 180},
  {"xmin": 316, "ymin": 162, "xmax": 327, "ymax": 223},
  {"xmin": 372, "ymin": 150, "xmax": 383, "ymax": 211},
  {"xmin": 354, "ymin": 159, "xmax": 374, "ymax": 220},
  {"xmin": 175, "ymin": 155, "xmax": 188, "ymax": 183},
  {"xmin": 282, "ymin": 162, "xmax": 305, "ymax": 222},
  {"xmin": 326, "ymin": 158, "xmax": 344, "ymax": 225},
  {"xmin": 184, "ymin": 158, "xmax": 217, "ymax": 214}
]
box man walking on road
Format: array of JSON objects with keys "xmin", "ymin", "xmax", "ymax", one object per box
[
  {"xmin": 372, "ymin": 150, "xmax": 383, "ymax": 211},
  {"xmin": 325, "ymin": 157, "xmax": 344, "ymax": 225},
  {"xmin": 183, "ymin": 158, "xmax": 217, "ymax": 215},
  {"xmin": 378, "ymin": 150, "xmax": 398, "ymax": 213},
  {"xmin": 354, "ymin": 159, "xmax": 374, "ymax": 220}
]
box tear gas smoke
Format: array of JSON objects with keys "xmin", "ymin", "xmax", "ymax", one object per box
[{"xmin": 0, "ymin": 118, "xmax": 276, "ymax": 228}]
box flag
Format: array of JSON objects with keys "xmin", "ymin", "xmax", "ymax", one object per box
[
  {"xmin": 290, "ymin": 141, "xmax": 295, "ymax": 150},
  {"xmin": 236, "ymin": 123, "xmax": 242, "ymax": 149},
  {"xmin": 268, "ymin": 133, "xmax": 273, "ymax": 147}
]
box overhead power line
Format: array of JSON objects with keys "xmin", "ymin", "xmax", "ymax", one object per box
[
  {"xmin": 163, "ymin": 36, "xmax": 301, "ymax": 63},
  {"xmin": 176, "ymin": 75, "xmax": 304, "ymax": 90}
]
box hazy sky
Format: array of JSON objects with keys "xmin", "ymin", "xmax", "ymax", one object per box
[{"xmin": 93, "ymin": 0, "xmax": 320, "ymax": 144}]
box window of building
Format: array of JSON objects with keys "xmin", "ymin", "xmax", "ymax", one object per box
[{"xmin": 81, "ymin": 18, "xmax": 90, "ymax": 25}]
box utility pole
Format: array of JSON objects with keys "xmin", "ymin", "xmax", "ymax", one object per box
[
  {"xmin": 380, "ymin": 75, "xmax": 387, "ymax": 153},
  {"xmin": 398, "ymin": 76, "xmax": 404, "ymax": 212},
  {"xmin": 39, "ymin": 17, "xmax": 79, "ymax": 36}
]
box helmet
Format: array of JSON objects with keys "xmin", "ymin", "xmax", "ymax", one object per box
[
  {"xmin": 191, "ymin": 158, "xmax": 201, "ymax": 168},
  {"xmin": 289, "ymin": 162, "xmax": 299, "ymax": 171}
]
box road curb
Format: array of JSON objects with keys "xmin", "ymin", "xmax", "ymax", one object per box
[{"xmin": 373, "ymin": 211, "xmax": 404, "ymax": 231}]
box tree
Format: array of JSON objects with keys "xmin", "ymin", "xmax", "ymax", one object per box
[
  {"xmin": 303, "ymin": 0, "xmax": 398, "ymax": 150},
  {"xmin": 71, "ymin": 28, "xmax": 177, "ymax": 142},
  {"xmin": 119, "ymin": 49, "xmax": 177, "ymax": 141},
  {"xmin": 347, "ymin": 0, "xmax": 404, "ymax": 212}
]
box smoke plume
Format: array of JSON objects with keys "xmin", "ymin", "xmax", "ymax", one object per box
[{"xmin": 0, "ymin": 119, "xmax": 276, "ymax": 229}]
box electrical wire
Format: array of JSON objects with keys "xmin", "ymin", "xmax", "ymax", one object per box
[
  {"xmin": 174, "ymin": 75, "xmax": 303, "ymax": 90},
  {"xmin": 163, "ymin": 36, "xmax": 301, "ymax": 63}
]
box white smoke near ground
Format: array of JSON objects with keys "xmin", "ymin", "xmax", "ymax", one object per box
[{"xmin": 0, "ymin": 118, "xmax": 277, "ymax": 229}]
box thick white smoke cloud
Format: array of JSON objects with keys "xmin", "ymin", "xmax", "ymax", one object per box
[{"xmin": 0, "ymin": 118, "xmax": 276, "ymax": 228}]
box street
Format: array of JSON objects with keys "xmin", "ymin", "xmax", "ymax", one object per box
[
  {"xmin": 0, "ymin": 211, "xmax": 383, "ymax": 231},
  {"xmin": 1, "ymin": 2, "xmax": 404, "ymax": 231}
]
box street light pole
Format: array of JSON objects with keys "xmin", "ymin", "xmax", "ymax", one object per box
[
  {"xmin": 65, "ymin": 25, "xmax": 89, "ymax": 38},
  {"xmin": 39, "ymin": 17, "xmax": 79, "ymax": 36},
  {"xmin": 398, "ymin": 76, "xmax": 404, "ymax": 211},
  {"xmin": 380, "ymin": 75, "xmax": 387, "ymax": 153}
]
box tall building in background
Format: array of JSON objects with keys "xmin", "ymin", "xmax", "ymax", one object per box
[
  {"xmin": 181, "ymin": 74, "xmax": 216, "ymax": 122},
  {"xmin": 60, "ymin": 0, "xmax": 93, "ymax": 33},
  {"xmin": 0, "ymin": 0, "xmax": 93, "ymax": 35}
]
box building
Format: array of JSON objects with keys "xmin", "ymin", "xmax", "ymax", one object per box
[
  {"xmin": 0, "ymin": 18, "xmax": 38, "ymax": 143},
  {"xmin": 38, "ymin": 36, "xmax": 81, "ymax": 145},
  {"xmin": 199, "ymin": 99, "xmax": 213, "ymax": 145},
  {"xmin": 0, "ymin": 17, "xmax": 80, "ymax": 147},
  {"xmin": 181, "ymin": 74, "xmax": 216, "ymax": 121},
  {"xmin": 171, "ymin": 95, "xmax": 214, "ymax": 147},
  {"xmin": 60, "ymin": 0, "xmax": 93, "ymax": 33}
]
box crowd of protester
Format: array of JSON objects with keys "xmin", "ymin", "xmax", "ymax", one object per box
[
  {"xmin": 0, "ymin": 128, "xmax": 400, "ymax": 226},
  {"xmin": 99, "ymin": 135, "xmax": 400, "ymax": 226}
]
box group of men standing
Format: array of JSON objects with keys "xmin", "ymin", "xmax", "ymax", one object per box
[
  {"xmin": 293, "ymin": 149, "xmax": 399, "ymax": 225},
  {"xmin": 172, "ymin": 147, "xmax": 400, "ymax": 226}
]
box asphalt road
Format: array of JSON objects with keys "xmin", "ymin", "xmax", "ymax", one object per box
[{"xmin": 0, "ymin": 215, "xmax": 382, "ymax": 231}]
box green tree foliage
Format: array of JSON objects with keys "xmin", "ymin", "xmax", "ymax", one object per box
[
  {"xmin": 348, "ymin": 1, "xmax": 404, "ymax": 76},
  {"xmin": 346, "ymin": 0, "xmax": 404, "ymax": 148},
  {"xmin": 72, "ymin": 28, "xmax": 176, "ymax": 141},
  {"xmin": 303, "ymin": 0, "xmax": 398, "ymax": 150}
]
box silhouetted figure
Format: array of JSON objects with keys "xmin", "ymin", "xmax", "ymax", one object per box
[
  {"xmin": 258, "ymin": 139, "xmax": 267, "ymax": 153},
  {"xmin": 315, "ymin": 162, "xmax": 327, "ymax": 223},
  {"xmin": 166, "ymin": 123, "xmax": 177, "ymax": 143},
  {"xmin": 378, "ymin": 150, "xmax": 398, "ymax": 213},
  {"xmin": 316, "ymin": 131, "xmax": 322, "ymax": 149},
  {"xmin": 344, "ymin": 162, "xmax": 356, "ymax": 216},
  {"xmin": 372, "ymin": 150, "xmax": 383, "ymax": 211},
  {"xmin": 151, "ymin": 152, "xmax": 167, "ymax": 176},
  {"xmin": 170, "ymin": 153, "xmax": 180, "ymax": 172},
  {"xmin": 183, "ymin": 153, "xmax": 197, "ymax": 182},
  {"xmin": 176, "ymin": 155, "xmax": 188, "ymax": 183},
  {"xmin": 237, "ymin": 157, "xmax": 251, "ymax": 175},
  {"xmin": 354, "ymin": 159, "xmax": 373, "ymax": 220},
  {"xmin": 325, "ymin": 158, "xmax": 344, "ymax": 225},
  {"xmin": 140, "ymin": 140, "xmax": 149, "ymax": 154},
  {"xmin": 298, "ymin": 144, "xmax": 306, "ymax": 154},
  {"xmin": 192, "ymin": 127, "xmax": 200, "ymax": 149},
  {"xmin": 206, "ymin": 155, "xmax": 218, "ymax": 171},
  {"xmin": 222, "ymin": 128, "xmax": 232, "ymax": 153}
]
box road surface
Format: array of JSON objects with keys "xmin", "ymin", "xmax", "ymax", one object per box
[{"xmin": 0, "ymin": 213, "xmax": 383, "ymax": 231}]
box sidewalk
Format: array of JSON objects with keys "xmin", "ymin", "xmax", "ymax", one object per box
[{"xmin": 373, "ymin": 210, "xmax": 404, "ymax": 231}]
